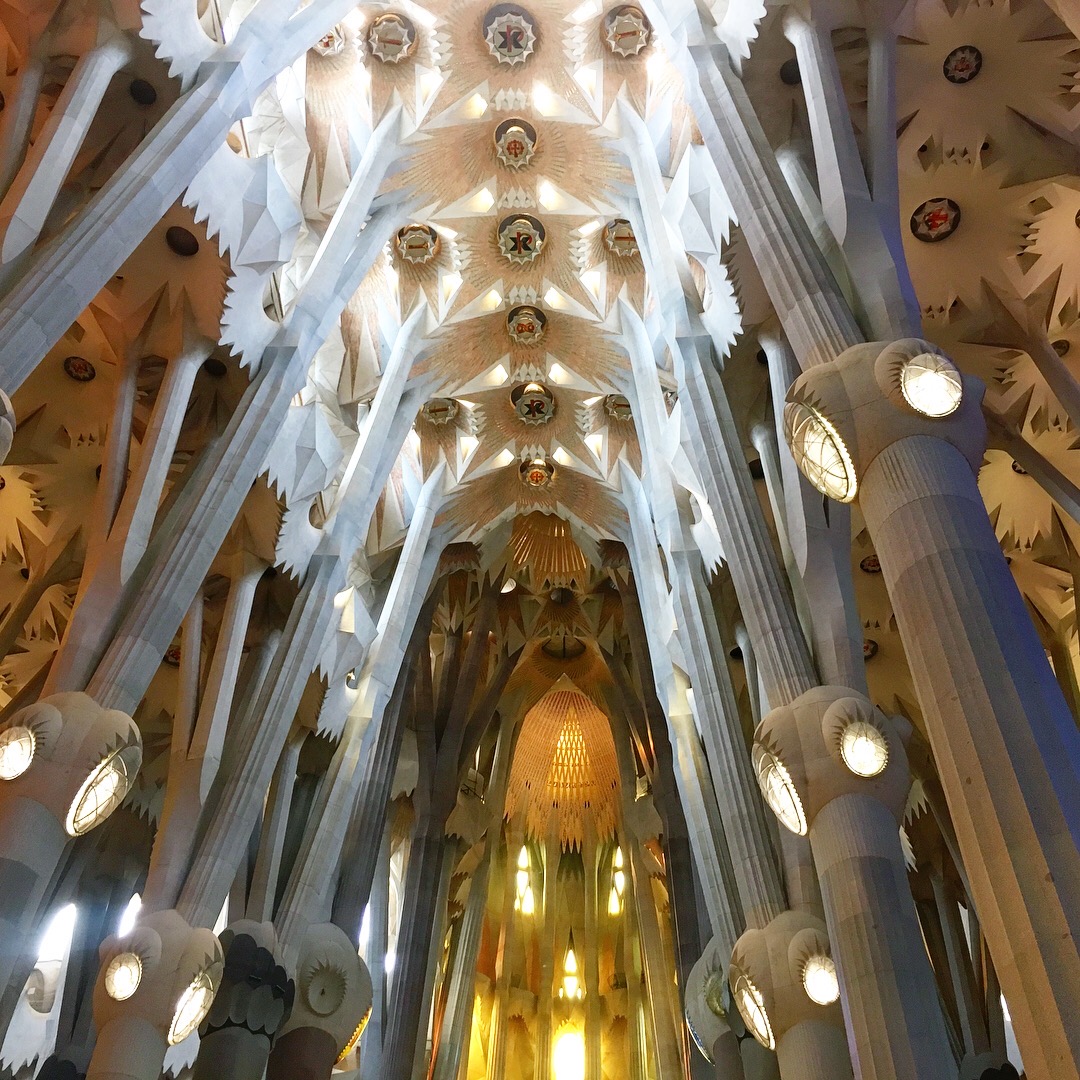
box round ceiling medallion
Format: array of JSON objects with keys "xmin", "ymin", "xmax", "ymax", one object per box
[
  {"xmin": 128, "ymin": 78, "xmax": 158, "ymax": 106},
  {"xmin": 506, "ymin": 305, "xmax": 547, "ymax": 345},
  {"xmin": 498, "ymin": 215, "xmax": 545, "ymax": 264},
  {"xmin": 863, "ymin": 638, "xmax": 879, "ymax": 660},
  {"xmin": 943, "ymin": 45, "xmax": 982, "ymax": 84},
  {"xmin": 605, "ymin": 394, "xmax": 632, "ymax": 420},
  {"xmin": 484, "ymin": 6, "xmax": 537, "ymax": 66},
  {"xmin": 63, "ymin": 355, "xmax": 96, "ymax": 382},
  {"xmin": 1052, "ymin": 339, "xmax": 1070, "ymax": 357},
  {"xmin": 604, "ymin": 218, "xmax": 639, "ymax": 257},
  {"xmin": 520, "ymin": 457, "xmax": 554, "ymax": 487},
  {"xmin": 859, "ymin": 554, "xmax": 881, "ymax": 574},
  {"xmin": 511, "ymin": 382, "xmax": 556, "ymax": 424},
  {"xmin": 396, "ymin": 223, "xmax": 440, "ymax": 264},
  {"xmin": 313, "ymin": 25, "xmax": 345, "ymax": 56},
  {"xmin": 421, "ymin": 398, "xmax": 459, "ymax": 425},
  {"xmin": 910, "ymin": 198, "xmax": 961, "ymax": 243},
  {"xmin": 369, "ymin": 13, "xmax": 418, "ymax": 63},
  {"xmin": 604, "ymin": 5, "xmax": 651, "ymax": 57},
  {"xmin": 494, "ymin": 118, "xmax": 538, "ymax": 169}
]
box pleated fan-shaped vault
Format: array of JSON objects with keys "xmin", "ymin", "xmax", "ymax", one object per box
[{"xmin": 506, "ymin": 684, "xmax": 620, "ymax": 848}]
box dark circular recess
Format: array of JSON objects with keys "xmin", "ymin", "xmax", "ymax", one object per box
[
  {"xmin": 1074, "ymin": 208, "xmax": 1080, "ymax": 230},
  {"xmin": 1011, "ymin": 459, "xmax": 1027, "ymax": 475},
  {"xmin": 756, "ymin": 347, "xmax": 768, "ymax": 365},
  {"xmin": 165, "ymin": 226, "xmax": 200, "ymax": 257},
  {"xmin": 863, "ymin": 638, "xmax": 879, "ymax": 660},
  {"xmin": 1052, "ymin": 339, "xmax": 1071, "ymax": 357},
  {"xmin": 748, "ymin": 458, "xmax": 765, "ymax": 480},
  {"xmin": 910, "ymin": 198, "xmax": 961, "ymax": 243},
  {"xmin": 128, "ymin": 78, "xmax": 158, "ymax": 106},
  {"xmin": 728, "ymin": 645, "xmax": 742, "ymax": 660},
  {"xmin": 549, "ymin": 587, "xmax": 573, "ymax": 604},
  {"xmin": 262, "ymin": 565, "xmax": 278, "ymax": 580},
  {"xmin": 942, "ymin": 44, "xmax": 982, "ymax": 84},
  {"xmin": 202, "ymin": 357, "xmax": 228, "ymax": 378},
  {"xmin": 779, "ymin": 58, "xmax": 801, "ymax": 86},
  {"xmin": 0, "ymin": 476, "xmax": 5, "ymax": 490},
  {"xmin": 0, "ymin": 90, "xmax": 6, "ymax": 112},
  {"xmin": 63, "ymin": 355, "xmax": 96, "ymax": 382},
  {"xmin": 95, "ymin": 464, "xmax": 102, "ymax": 480},
  {"xmin": 19, "ymin": 567, "xmax": 29, "ymax": 580}
]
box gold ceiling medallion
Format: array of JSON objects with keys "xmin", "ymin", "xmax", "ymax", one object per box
[
  {"xmin": 368, "ymin": 13, "xmax": 418, "ymax": 64},
  {"xmin": 498, "ymin": 214, "xmax": 545, "ymax": 265},
  {"xmin": 421, "ymin": 398, "xmax": 459, "ymax": 425},
  {"xmin": 511, "ymin": 382, "xmax": 556, "ymax": 425},
  {"xmin": 506, "ymin": 304, "xmax": 547, "ymax": 345},
  {"xmin": 494, "ymin": 118, "xmax": 538, "ymax": 169},
  {"xmin": 520, "ymin": 457, "xmax": 555, "ymax": 487},
  {"xmin": 604, "ymin": 5, "xmax": 651, "ymax": 57},
  {"xmin": 603, "ymin": 218, "xmax": 639, "ymax": 257},
  {"xmin": 313, "ymin": 25, "xmax": 345, "ymax": 56},
  {"xmin": 605, "ymin": 393, "xmax": 632, "ymax": 420},
  {"xmin": 63, "ymin": 355, "xmax": 96, "ymax": 382},
  {"xmin": 910, "ymin": 198, "xmax": 961, "ymax": 243},
  {"xmin": 396, "ymin": 223, "xmax": 440, "ymax": 264},
  {"xmin": 484, "ymin": 6, "xmax": 537, "ymax": 66}
]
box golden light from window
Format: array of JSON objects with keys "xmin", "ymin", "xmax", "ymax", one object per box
[
  {"xmin": 0, "ymin": 725, "xmax": 35, "ymax": 780},
  {"xmin": 840, "ymin": 721, "xmax": 889, "ymax": 778},
  {"xmin": 168, "ymin": 971, "xmax": 216, "ymax": 1045},
  {"xmin": 514, "ymin": 844, "xmax": 535, "ymax": 914},
  {"xmin": 900, "ymin": 352, "xmax": 962, "ymax": 417},
  {"xmin": 732, "ymin": 970, "xmax": 775, "ymax": 1049},
  {"xmin": 803, "ymin": 955, "xmax": 840, "ymax": 1005},
  {"xmin": 784, "ymin": 401, "xmax": 857, "ymax": 503},
  {"xmin": 607, "ymin": 845, "xmax": 626, "ymax": 916},
  {"xmin": 552, "ymin": 1029, "xmax": 585, "ymax": 1080},
  {"xmin": 65, "ymin": 744, "xmax": 140, "ymax": 837},
  {"xmin": 752, "ymin": 746, "xmax": 807, "ymax": 836},
  {"xmin": 104, "ymin": 952, "xmax": 143, "ymax": 1001},
  {"xmin": 558, "ymin": 940, "xmax": 583, "ymax": 1001}
]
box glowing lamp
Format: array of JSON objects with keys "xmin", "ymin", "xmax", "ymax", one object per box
[
  {"xmin": 784, "ymin": 401, "xmax": 857, "ymax": 503},
  {"xmin": 104, "ymin": 952, "xmax": 143, "ymax": 1001},
  {"xmin": 168, "ymin": 971, "xmax": 216, "ymax": 1045},
  {"xmin": 731, "ymin": 969, "xmax": 774, "ymax": 1050},
  {"xmin": 0, "ymin": 725, "xmax": 35, "ymax": 779},
  {"xmin": 552, "ymin": 1029, "xmax": 585, "ymax": 1080},
  {"xmin": 752, "ymin": 746, "xmax": 807, "ymax": 836},
  {"xmin": 840, "ymin": 721, "xmax": 889, "ymax": 778},
  {"xmin": 900, "ymin": 353, "xmax": 962, "ymax": 417},
  {"xmin": 65, "ymin": 743, "xmax": 140, "ymax": 837},
  {"xmin": 802, "ymin": 955, "xmax": 840, "ymax": 1005}
]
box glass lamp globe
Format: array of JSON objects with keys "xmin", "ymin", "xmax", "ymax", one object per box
[
  {"xmin": 783, "ymin": 401, "xmax": 857, "ymax": 503},
  {"xmin": 802, "ymin": 955, "xmax": 840, "ymax": 1005},
  {"xmin": 0, "ymin": 726, "xmax": 35, "ymax": 780},
  {"xmin": 168, "ymin": 971, "xmax": 216, "ymax": 1045},
  {"xmin": 840, "ymin": 721, "xmax": 889, "ymax": 778},
  {"xmin": 753, "ymin": 746, "xmax": 808, "ymax": 836},
  {"xmin": 104, "ymin": 952, "xmax": 143, "ymax": 1001},
  {"xmin": 732, "ymin": 970, "xmax": 775, "ymax": 1050},
  {"xmin": 900, "ymin": 353, "xmax": 962, "ymax": 417},
  {"xmin": 65, "ymin": 744, "xmax": 140, "ymax": 837}
]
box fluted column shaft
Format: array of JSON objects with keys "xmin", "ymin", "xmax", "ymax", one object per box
[
  {"xmin": 359, "ymin": 821, "xmax": 392, "ymax": 1079},
  {"xmin": 860, "ymin": 435, "xmax": 1080, "ymax": 1080},
  {"xmin": 811, "ymin": 794, "xmax": 953, "ymax": 1079}
]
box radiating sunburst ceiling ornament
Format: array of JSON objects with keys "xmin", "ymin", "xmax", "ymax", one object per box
[
  {"xmin": 396, "ymin": 224, "xmax": 440, "ymax": 265},
  {"xmin": 604, "ymin": 5, "xmax": 651, "ymax": 57},
  {"xmin": 421, "ymin": 398, "xmax": 459, "ymax": 426},
  {"xmin": 512, "ymin": 382, "xmax": 556, "ymax": 424},
  {"xmin": 506, "ymin": 305, "xmax": 547, "ymax": 345},
  {"xmin": 603, "ymin": 219, "xmax": 639, "ymax": 257},
  {"xmin": 506, "ymin": 688, "xmax": 620, "ymax": 847},
  {"xmin": 314, "ymin": 25, "xmax": 345, "ymax": 56},
  {"xmin": 498, "ymin": 215, "xmax": 546, "ymax": 264},
  {"xmin": 368, "ymin": 13, "xmax": 418, "ymax": 63},
  {"xmin": 510, "ymin": 512, "xmax": 588, "ymax": 585},
  {"xmin": 520, "ymin": 458, "xmax": 555, "ymax": 487},
  {"xmin": 494, "ymin": 119, "xmax": 538, "ymax": 169},
  {"xmin": 484, "ymin": 6, "xmax": 537, "ymax": 66},
  {"xmin": 910, "ymin": 197, "xmax": 961, "ymax": 243}
]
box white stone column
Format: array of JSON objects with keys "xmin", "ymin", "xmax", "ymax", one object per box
[
  {"xmin": 788, "ymin": 340, "xmax": 1080, "ymax": 1080},
  {"xmin": 359, "ymin": 821, "xmax": 392, "ymax": 1079},
  {"xmin": 0, "ymin": 24, "xmax": 133, "ymax": 268}
]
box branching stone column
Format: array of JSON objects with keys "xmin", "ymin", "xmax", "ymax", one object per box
[
  {"xmin": 784, "ymin": 338, "xmax": 1080, "ymax": 1080},
  {"xmin": 751, "ymin": 687, "xmax": 952, "ymax": 1079},
  {"xmin": 0, "ymin": 693, "xmax": 141, "ymax": 992},
  {"xmin": 87, "ymin": 910, "xmax": 223, "ymax": 1080}
]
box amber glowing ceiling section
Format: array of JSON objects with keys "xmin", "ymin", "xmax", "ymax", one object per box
[
  {"xmin": 506, "ymin": 686, "xmax": 619, "ymax": 847},
  {"xmin": 510, "ymin": 511, "xmax": 588, "ymax": 586}
]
